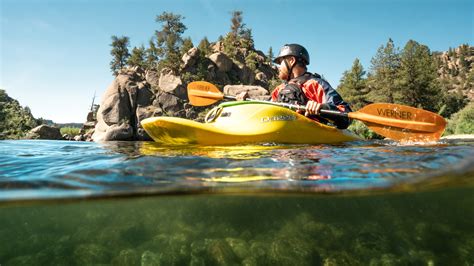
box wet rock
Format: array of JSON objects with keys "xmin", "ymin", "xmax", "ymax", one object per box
[
  {"xmin": 141, "ymin": 250, "xmax": 161, "ymax": 266},
  {"xmin": 459, "ymin": 234, "xmax": 474, "ymax": 262},
  {"xmin": 190, "ymin": 254, "xmax": 206, "ymax": 266},
  {"xmin": 73, "ymin": 244, "xmax": 110, "ymax": 265},
  {"xmin": 6, "ymin": 255, "xmax": 36, "ymax": 266},
  {"xmin": 269, "ymin": 237, "xmax": 322, "ymax": 265},
  {"xmin": 205, "ymin": 239, "xmax": 239, "ymax": 265},
  {"xmin": 26, "ymin": 125, "xmax": 62, "ymax": 140},
  {"xmin": 112, "ymin": 249, "xmax": 140, "ymax": 266},
  {"xmin": 103, "ymin": 123, "xmax": 134, "ymax": 141},
  {"xmin": 248, "ymin": 241, "xmax": 270, "ymax": 264},
  {"xmin": 323, "ymin": 251, "xmax": 357, "ymax": 266},
  {"xmin": 368, "ymin": 253, "xmax": 401, "ymax": 266},
  {"xmin": 120, "ymin": 224, "xmax": 149, "ymax": 246},
  {"xmin": 352, "ymin": 224, "xmax": 390, "ymax": 257},
  {"xmin": 241, "ymin": 256, "xmax": 258, "ymax": 266},
  {"xmin": 225, "ymin": 238, "xmax": 250, "ymax": 260}
]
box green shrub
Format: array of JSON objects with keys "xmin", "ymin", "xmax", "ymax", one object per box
[
  {"xmin": 60, "ymin": 127, "xmax": 81, "ymax": 137},
  {"xmin": 445, "ymin": 103, "xmax": 474, "ymax": 135},
  {"xmin": 347, "ymin": 120, "xmax": 384, "ymax": 140}
]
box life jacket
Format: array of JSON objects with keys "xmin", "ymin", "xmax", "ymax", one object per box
[
  {"xmin": 274, "ymin": 72, "xmax": 352, "ymax": 129},
  {"xmin": 277, "ymin": 73, "xmax": 321, "ymax": 105}
]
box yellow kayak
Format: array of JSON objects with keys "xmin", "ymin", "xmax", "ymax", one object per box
[{"xmin": 141, "ymin": 101, "xmax": 360, "ymax": 145}]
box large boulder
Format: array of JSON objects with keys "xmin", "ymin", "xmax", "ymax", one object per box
[
  {"xmin": 182, "ymin": 47, "xmax": 200, "ymax": 69},
  {"xmin": 209, "ymin": 52, "xmax": 234, "ymax": 72},
  {"xmin": 92, "ymin": 73, "xmax": 141, "ymax": 141},
  {"xmin": 27, "ymin": 125, "xmax": 62, "ymax": 140},
  {"xmin": 145, "ymin": 70, "xmax": 160, "ymax": 91},
  {"xmin": 158, "ymin": 68, "xmax": 186, "ymax": 99},
  {"xmin": 152, "ymin": 92, "xmax": 185, "ymax": 117},
  {"xmin": 223, "ymin": 85, "xmax": 270, "ymax": 100}
]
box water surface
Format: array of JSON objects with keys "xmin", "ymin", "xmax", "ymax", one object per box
[{"xmin": 0, "ymin": 139, "xmax": 473, "ymax": 265}]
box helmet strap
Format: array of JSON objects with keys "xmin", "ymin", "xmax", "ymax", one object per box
[{"xmin": 283, "ymin": 58, "xmax": 295, "ymax": 82}]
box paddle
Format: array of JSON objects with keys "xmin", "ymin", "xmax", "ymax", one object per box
[{"xmin": 187, "ymin": 81, "xmax": 447, "ymax": 142}]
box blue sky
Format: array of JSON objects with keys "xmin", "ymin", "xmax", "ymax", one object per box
[{"xmin": 1, "ymin": 0, "xmax": 473, "ymax": 123}]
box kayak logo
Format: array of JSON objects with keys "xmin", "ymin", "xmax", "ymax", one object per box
[
  {"xmin": 377, "ymin": 108, "xmax": 413, "ymax": 120},
  {"xmin": 261, "ymin": 115, "xmax": 296, "ymax": 123}
]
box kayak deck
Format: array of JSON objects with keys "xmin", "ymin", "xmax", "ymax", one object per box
[{"xmin": 141, "ymin": 101, "xmax": 360, "ymax": 145}]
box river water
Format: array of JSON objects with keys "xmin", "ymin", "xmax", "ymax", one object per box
[{"xmin": 0, "ymin": 139, "xmax": 473, "ymax": 265}]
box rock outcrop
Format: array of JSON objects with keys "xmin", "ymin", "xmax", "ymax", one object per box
[
  {"xmin": 27, "ymin": 125, "xmax": 62, "ymax": 140},
  {"xmin": 434, "ymin": 44, "xmax": 473, "ymax": 100},
  {"xmin": 92, "ymin": 44, "xmax": 277, "ymax": 141}
]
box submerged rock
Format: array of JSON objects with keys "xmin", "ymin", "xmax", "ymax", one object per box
[
  {"xmin": 225, "ymin": 238, "xmax": 250, "ymax": 260},
  {"xmin": 112, "ymin": 249, "xmax": 140, "ymax": 266},
  {"xmin": 73, "ymin": 244, "xmax": 110, "ymax": 265},
  {"xmin": 141, "ymin": 250, "xmax": 161, "ymax": 266},
  {"xmin": 269, "ymin": 237, "xmax": 322, "ymax": 265}
]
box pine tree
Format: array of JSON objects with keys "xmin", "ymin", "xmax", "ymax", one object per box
[
  {"xmin": 180, "ymin": 37, "xmax": 194, "ymax": 55},
  {"xmin": 366, "ymin": 38, "xmax": 400, "ymax": 103},
  {"xmin": 240, "ymin": 28, "xmax": 254, "ymax": 51},
  {"xmin": 154, "ymin": 12, "xmax": 187, "ymax": 73},
  {"xmin": 337, "ymin": 58, "xmax": 368, "ymax": 110},
  {"xmin": 198, "ymin": 37, "xmax": 212, "ymax": 56},
  {"xmin": 146, "ymin": 39, "xmax": 159, "ymax": 70},
  {"xmin": 110, "ymin": 35, "xmax": 130, "ymax": 76},
  {"xmin": 267, "ymin": 46, "xmax": 274, "ymax": 64},
  {"xmin": 395, "ymin": 40, "xmax": 441, "ymax": 112},
  {"xmin": 127, "ymin": 45, "xmax": 146, "ymax": 69},
  {"xmin": 223, "ymin": 11, "xmax": 244, "ymax": 60},
  {"xmin": 245, "ymin": 51, "xmax": 258, "ymax": 72}
]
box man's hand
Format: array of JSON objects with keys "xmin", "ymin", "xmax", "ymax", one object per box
[
  {"xmin": 304, "ymin": 100, "xmax": 323, "ymax": 116},
  {"xmin": 236, "ymin": 91, "xmax": 249, "ymax": 101}
]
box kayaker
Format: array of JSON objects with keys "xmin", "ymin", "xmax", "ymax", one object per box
[{"xmin": 237, "ymin": 43, "xmax": 352, "ymax": 129}]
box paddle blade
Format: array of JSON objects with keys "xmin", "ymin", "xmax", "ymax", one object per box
[
  {"xmin": 187, "ymin": 81, "xmax": 224, "ymax": 106},
  {"xmin": 350, "ymin": 103, "xmax": 447, "ymax": 142}
]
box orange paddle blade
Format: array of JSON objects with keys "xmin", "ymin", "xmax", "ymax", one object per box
[
  {"xmin": 187, "ymin": 81, "xmax": 224, "ymax": 106},
  {"xmin": 350, "ymin": 103, "xmax": 447, "ymax": 142}
]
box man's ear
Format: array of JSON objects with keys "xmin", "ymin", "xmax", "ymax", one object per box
[{"xmin": 289, "ymin": 56, "xmax": 297, "ymax": 65}]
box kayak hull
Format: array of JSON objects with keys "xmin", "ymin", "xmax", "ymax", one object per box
[{"xmin": 141, "ymin": 102, "xmax": 360, "ymax": 145}]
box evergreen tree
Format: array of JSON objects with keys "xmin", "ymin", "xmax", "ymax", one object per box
[
  {"xmin": 146, "ymin": 39, "xmax": 159, "ymax": 70},
  {"xmin": 181, "ymin": 37, "xmax": 194, "ymax": 55},
  {"xmin": 267, "ymin": 46, "xmax": 274, "ymax": 64},
  {"xmin": 337, "ymin": 58, "xmax": 368, "ymax": 110},
  {"xmin": 395, "ymin": 40, "xmax": 441, "ymax": 112},
  {"xmin": 127, "ymin": 45, "xmax": 146, "ymax": 69},
  {"xmin": 0, "ymin": 89, "xmax": 38, "ymax": 139},
  {"xmin": 198, "ymin": 37, "xmax": 212, "ymax": 56},
  {"xmin": 110, "ymin": 35, "xmax": 130, "ymax": 76},
  {"xmin": 223, "ymin": 10, "xmax": 252, "ymax": 61},
  {"xmin": 240, "ymin": 28, "xmax": 254, "ymax": 51},
  {"xmin": 154, "ymin": 12, "xmax": 187, "ymax": 72},
  {"xmin": 245, "ymin": 51, "xmax": 258, "ymax": 72},
  {"xmin": 230, "ymin": 10, "xmax": 243, "ymax": 37},
  {"xmin": 366, "ymin": 38, "xmax": 400, "ymax": 103}
]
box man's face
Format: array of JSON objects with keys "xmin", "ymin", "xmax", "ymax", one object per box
[{"xmin": 277, "ymin": 56, "xmax": 294, "ymax": 80}]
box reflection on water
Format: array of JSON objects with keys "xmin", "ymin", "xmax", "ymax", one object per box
[
  {"xmin": 0, "ymin": 140, "xmax": 473, "ymax": 200},
  {"xmin": 0, "ymin": 139, "xmax": 473, "ymax": 264}
]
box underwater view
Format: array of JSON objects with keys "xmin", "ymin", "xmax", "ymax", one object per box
[{"xmin": 0, "ymin": 139, "xmax": 473, "ymax": 265}]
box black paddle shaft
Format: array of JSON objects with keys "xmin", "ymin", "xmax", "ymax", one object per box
[{"xmin": 223, "ymin": 96, "xmax": 349, "ymax": 118}]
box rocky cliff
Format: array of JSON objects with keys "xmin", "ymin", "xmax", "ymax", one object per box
[
  {"xmin": 92, "ymin": 44, "xmax": 276, "ymax": 141},
  {"xmin": 434, "ymin": 44, "xmax": 473, "ymax": 100}
]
